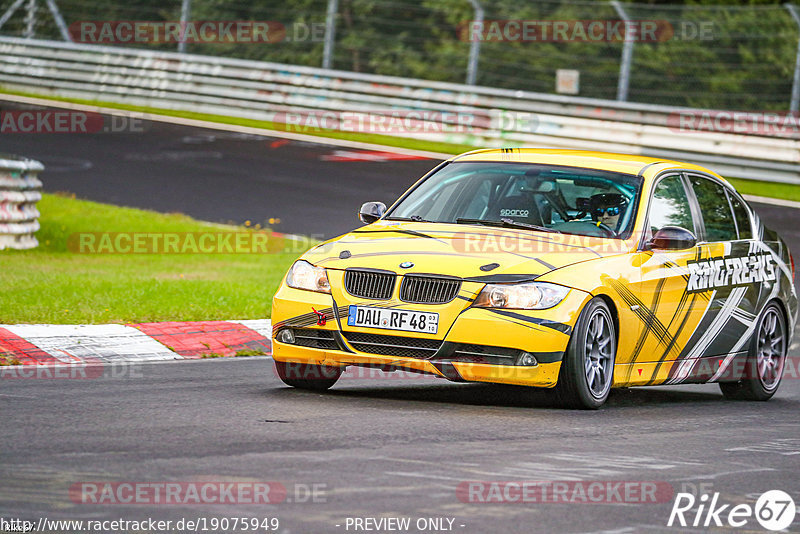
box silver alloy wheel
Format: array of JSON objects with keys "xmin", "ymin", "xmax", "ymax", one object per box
[
  {"xmin": 756, "ymin": 307, "xmax": 785, "ymax": 390},
  {"xmin": 584, "ymin": 311, "xmax": 613, "ymax": 398}
]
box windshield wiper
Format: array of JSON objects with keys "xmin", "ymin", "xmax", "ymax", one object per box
[
  {"xmin": 456, "ymin": 218, "xmax": 504, "ymax": 227},
  {"xmin": 384, "ymin": 215, "xmax": 432, "ymax": 222},
  {"xmin": 500, "ymin": 217, "xmax": 561, "ymax": 233},
  {"xmin": 456, "ymin": 217, "xmax": 561, "ymax": 234}
]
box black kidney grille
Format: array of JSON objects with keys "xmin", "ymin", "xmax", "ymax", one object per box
[
  {"xmin": 400, "ymin": 276, "xmax": 461, "ymax": 304},
  {"xmin": 344, "ymin": 269, "xmax": 396, "ymax": 300}
]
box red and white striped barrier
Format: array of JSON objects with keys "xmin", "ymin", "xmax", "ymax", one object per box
[{"xmin": 0, "ymin": 320, "xmax": 272, "ymax": 366}]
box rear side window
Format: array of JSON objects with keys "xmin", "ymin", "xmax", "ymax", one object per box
[
  {"xmin": 727, "ymin": 191, "xmax": 752, "ymax": 240},
  {"xmin": 649, "ymin": 175, "xmax": 695, "ymax": 235},
  {"xmin": 689, "ymin": 176, "xmax": 737, "ymax": 242}
]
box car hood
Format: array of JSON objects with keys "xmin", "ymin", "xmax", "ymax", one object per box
[{"xmin": 303, "ymin": 221, "xmax": 633, "ymax": 279}]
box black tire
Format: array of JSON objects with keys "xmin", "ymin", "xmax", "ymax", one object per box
[
  {"xmin": 274, "ymin": 360, "xmax": 342, "ymax": 391},
  {"xmin": 555, "ymin": 298, "xmax": 616, "ymax": 409},
  {"xmin": 719, "ymin": 302, "xmax": 787, "ymax": 401}
]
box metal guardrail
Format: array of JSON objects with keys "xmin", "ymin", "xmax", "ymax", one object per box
[
  {"xmin": 0, "ymin": 155, "xmax": 43, "ymax": 250},
  {"xmin": 0, "ymin": 36, "xmax": 798, "ymax": 183}
]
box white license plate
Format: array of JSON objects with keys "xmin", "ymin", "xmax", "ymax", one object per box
[{"xmin": 347, "ymin": 305, "xmax": 438, "ymax": 334}]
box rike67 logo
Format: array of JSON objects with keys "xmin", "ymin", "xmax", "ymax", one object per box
[{"xmin": 668, "ymin": 490, "xmax": 796, "ymax": 531}]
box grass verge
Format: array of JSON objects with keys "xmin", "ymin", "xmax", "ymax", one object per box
[
  {"xmin": 0, "ymin": 193, "xmax": 305, "ymax": 324},
  {"xmin": 200, "ymin": 350, "xmax": 265, "ymax": 358},
  {"xmin": 725, "ymin": 178, "xmax": 800, "ymax": 203},
  {"xmin": 0, "ymin": 354, "xmax": 22, "ymax": 366}
]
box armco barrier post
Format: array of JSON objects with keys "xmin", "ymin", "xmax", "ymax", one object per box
[
  {"xmin": 611, "ymin": 0, "xmax": 633, "ymax": 102},
  {"xmin": 322, "ymin": 0, "xmax": 338, "ymax": 69},
  {"xmin": 23, "ymin": 0, "xmax": 36, "ymax": 38},
  {"xmin": 466, "ymin": 0, "xmax": 483, "ymax": 86},
  {"xmin": 0, "ymin": 156, "xmax": 43, "ymax": 250},
  {"xmin": 178, "ymin": 0, "xmax": 191, "ymax": 54},
  {"xmin": 786, "ymin": 3, "xmax": 800, "ymax": 112}
]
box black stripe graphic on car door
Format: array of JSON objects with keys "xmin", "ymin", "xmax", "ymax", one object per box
[
  {"xmin": 643, "ymin": 247, "xmax": 706, "ymax": 384},
  {"xmin": 646, "ymin": 292, "xmax": 700, "ymax": 385},
  {"xmin": 628, "ymin": 277, "xmax": 666, "ymax": 365},
  {"xmin": 605, "ymin": 278, "xmax": 678, "ymax": 357}
]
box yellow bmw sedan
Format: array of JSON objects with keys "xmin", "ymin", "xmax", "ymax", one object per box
[{"xmin": 271, "ymin": 149, "xmax": 797, "ymax": 408}]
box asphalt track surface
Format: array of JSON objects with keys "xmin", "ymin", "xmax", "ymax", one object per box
[{"xmin": 1, "ymin": 104, "xmax": 800, "ymax": 533}]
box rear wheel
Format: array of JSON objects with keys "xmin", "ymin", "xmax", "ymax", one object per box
[
  {"xmin": 555, "ymin": 298, "xmax": 616, "ymax": 409},
  {"xmin": 719, "ymin": 303, "xmax": 786, "ymax": 401},
  {"xmin": 274, "ymin": 360, "xmax": 342, "ymax": 391}
]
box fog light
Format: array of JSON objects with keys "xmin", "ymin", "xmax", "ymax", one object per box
[
  {"xmin": 517, "ymin": 352, "xmax": 538, "ymax": 366},
  {"xmin": 277, "ymin": 329, "xmax": 295, "ymax": 344}
]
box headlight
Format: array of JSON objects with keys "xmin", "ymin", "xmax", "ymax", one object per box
[
  {"xmin": 286, "ymin": 260, "xmax": 330, "ymax": 293},
  {"xmin": 473, "ymin": 282, "xmax": 569, "ymax": 310}
]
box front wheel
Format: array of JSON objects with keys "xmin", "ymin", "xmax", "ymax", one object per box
[
  {"xmin": 555, "ymin": 298, "xmax": 616, "ymax": 409},
  {"xmin": 719, "ymin": 302, "xmax": 787, "ymax": 401},
  {"xmin": 274, "ymin": 360, "xmax": 342, "ymax": 391}
]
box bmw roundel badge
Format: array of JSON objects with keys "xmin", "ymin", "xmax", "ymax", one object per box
[{"xmin": 399, "ymin": 261, "xmax": 414, "ymax": 269}]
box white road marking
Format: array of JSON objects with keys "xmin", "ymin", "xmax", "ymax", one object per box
[
  {"xmin": 671, "ymin": 467, "xmax": 776, "ymax": 481},
  {"xmin": 384, "ymin": 471, "xmax": 464, "ymax": 482},
  {"xmin": 725, "ymin": 438, "xmax": 800, "ymax": 455}
]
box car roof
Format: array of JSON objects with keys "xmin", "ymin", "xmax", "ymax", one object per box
[{"xmin": 449, "ymin": 148, "xmax": 727, "ymax": 185}]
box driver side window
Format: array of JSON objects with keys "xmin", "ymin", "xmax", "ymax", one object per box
[{"xmin": 649, "ymin": 175, "xmax": 696, "ymax": 236}]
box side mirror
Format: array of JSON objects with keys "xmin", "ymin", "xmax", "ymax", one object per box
[
  {"xmin": 359, "ymin": 201, "xmax": 386, "ymax": 224},
  {"xmin": 646, "ymin": 226, "xmax": 697, "ymax": 251}
]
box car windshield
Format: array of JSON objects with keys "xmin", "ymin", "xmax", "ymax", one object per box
[{"xmin": 386, "ymin": 162, "xmax": 643, "ymax": 239}]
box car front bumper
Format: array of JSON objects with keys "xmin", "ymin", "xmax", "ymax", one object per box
[{"xmin": 270, "ymin": 283, "xmax": 590, "ymax": 388}]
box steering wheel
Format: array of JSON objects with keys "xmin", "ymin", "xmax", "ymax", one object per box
[{"xmin": 595, "ymin": 222, "xmax": 617, "ymax": 237}]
